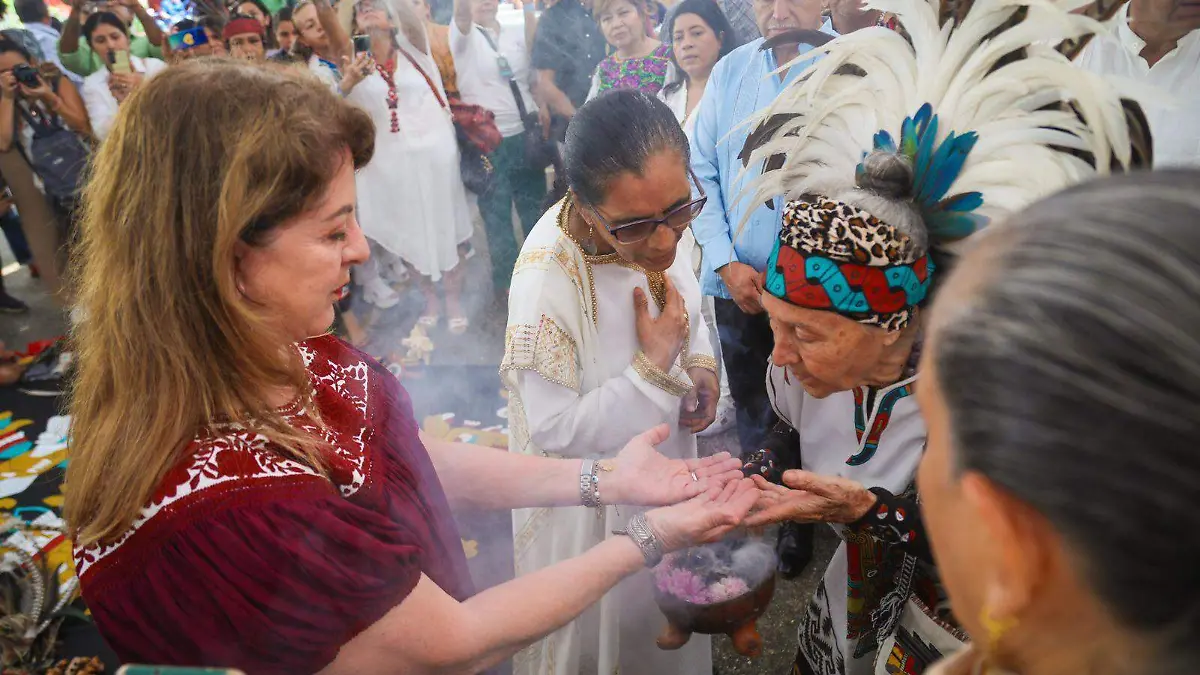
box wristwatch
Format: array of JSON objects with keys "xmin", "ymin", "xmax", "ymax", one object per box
[{"xmin": 616, "ymin": 513, "xmax": 663, "ymax": 568}]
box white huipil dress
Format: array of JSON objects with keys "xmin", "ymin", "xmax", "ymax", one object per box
[
  {"xmin": 503, "ymin": 200, "xmax": 714, "ymax": 675},
  {"xmin": 346, "ymin": 33, "xmax": 473, "ymax": 282},
  {"xmin": 765, "ymin": 363, "xmax": 928, "ymax": 675}
]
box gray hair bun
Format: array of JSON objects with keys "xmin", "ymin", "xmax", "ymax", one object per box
[{"xmin": 856, "ymin": 151, "xmax": 914, "ymax": 201}]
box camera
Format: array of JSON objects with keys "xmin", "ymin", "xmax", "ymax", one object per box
[{"xmin": 11, "ymin": 64, "xmax": 40, "ymax": 88}]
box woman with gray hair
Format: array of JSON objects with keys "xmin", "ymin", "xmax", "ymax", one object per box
[
  {"xmin": 736, "ymin": 0, "xmax": 1153, "ymax": 672},
  {"xmin": 338, "ymin": 0, "xmax": 474, "ymax": 326},
  {"xmin": 918, "ymin": 169, "xmax": 1200, "ymax": 675}
]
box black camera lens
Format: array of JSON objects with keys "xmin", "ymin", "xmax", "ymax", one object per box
[{"xmin": 11, "ymin": 64, "xmax": 39, "ymax": 88}]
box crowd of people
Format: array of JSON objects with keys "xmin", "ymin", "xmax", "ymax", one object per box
[{"xmin": 0, "ymin": 0, "xmax": 1186, "ymax": 670}]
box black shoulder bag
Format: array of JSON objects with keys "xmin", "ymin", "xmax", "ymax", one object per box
[{"xmin": 476, "ymin": 26, "xmax": 557, "ymax": 171}]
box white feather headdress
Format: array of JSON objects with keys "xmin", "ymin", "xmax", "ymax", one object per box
[{"xmin": 739, "ymin": 0, "xmax": 1154, "ymax": 249}]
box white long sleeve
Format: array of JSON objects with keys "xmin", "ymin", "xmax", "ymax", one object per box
[
  {"xmin": 81, "ymin": 72, "xmax": 116, "ymax": 141},
  {"xmin": 517, "ymin": 362, "xmax": 682, "ymax": 458}
]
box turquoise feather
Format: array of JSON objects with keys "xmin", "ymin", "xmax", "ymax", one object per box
[
  {"xmin": 917, "ymin": 131, "xmax": 978, "ymax": 205},
  {"xmin": 873, "ymin": 130, "xmax": 897, "ymax": 153},
  {"xmin": 925, "ymin": 210, "xmax": 989, "ymax": 241},
  {"xmin": 936, "ymin": 191, "xmax": 984, "ymax": 214},
  {"xmin": 913, "ymin": 115, "xmax": 939, "ymax": 197},
  {"xmin": 867, "ymin": 103, "xmax": 984, "ymax": 244}
]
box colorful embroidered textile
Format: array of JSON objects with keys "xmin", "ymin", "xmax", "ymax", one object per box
[
  {"xmin": 764, "ymin": 199, "xmax": 933, "ymax": 331},
  {"xmin": 592, "ymin": 44, "xmax": 673, "ymax": 97},
  {"xmin": 74, "ymin": 335, "xmax": 474, "ymax": 674}
]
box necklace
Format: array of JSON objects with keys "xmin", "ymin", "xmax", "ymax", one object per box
[
  {"xmin": 555, "ymin": 197, "xmax": 674, "ymax": 319},
  {"xmin": 376, "ymin": 57, "xmax": 400, "ymax": 133}
]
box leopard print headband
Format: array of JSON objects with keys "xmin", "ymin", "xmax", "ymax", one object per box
[{"xmin": 763, "ymin": 199, "xmax": 934, "ymax": 332}]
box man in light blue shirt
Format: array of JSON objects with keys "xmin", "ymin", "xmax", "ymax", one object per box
[
  {"xmin": 689, "ymin": 0, "xmax": 835, "ymax": 579},
  {"xmin": 689, "ymin": 0, "xmax": 835, "ymax": 448}
]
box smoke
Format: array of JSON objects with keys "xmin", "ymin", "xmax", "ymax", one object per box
[{"xmin": 655, "ymin": 535, "xmax": 778, "ymax": 605}]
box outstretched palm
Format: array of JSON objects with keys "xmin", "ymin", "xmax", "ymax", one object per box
[
  {"xmin": 605, "ymin": 425, "xmax": 743, "ymax": 506},
  {"xmin": 745, "ymin": 471, "xmax": 876, "ymax": 526}
]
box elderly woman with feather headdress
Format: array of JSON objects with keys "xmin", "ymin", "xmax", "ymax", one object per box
[{"xmin": 734, "ymin": 0, "xmax": 1154, "ymax": 673}]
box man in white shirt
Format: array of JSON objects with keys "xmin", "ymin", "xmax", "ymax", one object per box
[
  {"xmin": 1075, "ymin": 0, "xmax": 1200, "ymax": 167},
  {"xmin": 451, "ymin": 0, "xmax": 547, "ymax": 298}
]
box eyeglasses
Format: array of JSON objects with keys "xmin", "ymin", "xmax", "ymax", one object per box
[{"xmin": 587, "ymin": 169, "xmax": 708, "ymax": 244}]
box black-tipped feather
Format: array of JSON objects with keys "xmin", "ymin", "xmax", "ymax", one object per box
[{"xmin": 1057, "ymin": 0, "xmax": 1132, "ymax": 60}]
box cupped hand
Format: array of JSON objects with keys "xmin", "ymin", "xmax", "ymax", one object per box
[
  {"xmin": 680, "ymin": 366, "xmax": 717, "ymax": 433},
  {"xmin": 645, "ymin": 478, "xmax": 760, "ymax": 553},
  {"xmin": 633, "ymin": 276, "xmax": 687, "ymax": 372},
  {"xmin": 718, "ymin": 262, "xmax": 764, "ymax": 315},
  {"xmin": 604, "ymin": 424, "xmax": 743, "ymax": 506},
  {"xmin": 744, "ymin": 471, "xmax": 877, "ymax": 527}
]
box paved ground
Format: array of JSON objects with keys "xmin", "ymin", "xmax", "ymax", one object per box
[{"xmin": 0, "ymin": 264, "xmax": 66, "ymax": 352}]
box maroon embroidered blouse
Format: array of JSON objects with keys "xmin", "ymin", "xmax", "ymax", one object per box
[{"xmin": 73, "ymin": 335, "xmax": 473, "ymax": 673}]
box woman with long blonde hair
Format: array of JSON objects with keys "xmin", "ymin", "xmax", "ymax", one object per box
[{"xmin": 66, "ymin": 58, "xmax": 754, "ymax": 674}]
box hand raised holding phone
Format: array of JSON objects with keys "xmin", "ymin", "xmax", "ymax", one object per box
[{"xmin": 339, "ymin": 52, "xmax": 377, "ymax": 95}]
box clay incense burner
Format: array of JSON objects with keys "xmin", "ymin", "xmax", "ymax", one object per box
[
  {"xmin": 653, "ymin": 573, "xmax": 776, "ymax": 657},
  {"xmin": 650, "ymin": 539, "xmax": 778, "ymax": 658}
]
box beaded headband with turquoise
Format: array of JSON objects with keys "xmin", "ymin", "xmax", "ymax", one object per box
[{"xmin": 765, "ymin": 199, "xmax": 934, "ymax": 332}]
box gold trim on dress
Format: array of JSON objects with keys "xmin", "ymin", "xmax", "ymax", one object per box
[
  {"xmin": 513, "ymin": 247, "xmax": 557, "ymax": 275},
  {"xmin": 500, "ymin": 315, "xmax": 581, "ymax": 392},
  {"xmin": 683, "ymin": 353, "xmax": 719, "ymax": 373},
  {"xmin": 632, "ymin": 350, "xmax": 693, "ymax": 398}
]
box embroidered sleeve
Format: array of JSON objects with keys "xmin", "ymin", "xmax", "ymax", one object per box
[
  {"xmin": 501, "ymin": 314, "xmax": 581, "ymax": 392},
  {"xmin": 847, "ymin": 486, "xmax": 933, "ymax": 564},
  {"xmin": 741, "ymin": 421, "xmax": 799, "ymax": 482}
]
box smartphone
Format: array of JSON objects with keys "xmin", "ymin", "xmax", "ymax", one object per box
[
  {"xmin": 352, "ymin": 33, "xmax": 371, "ymax": 56},
  {"xmin": 167, "ymin": 26, "xmax": 211, "ymax": 51},
  {"xmin": 107, "ymin": 49, "xmax": 132, "ymax": 74},
  {"xmin": 117, "ymin": 662, "xmax": 248, "ymax": 667}
]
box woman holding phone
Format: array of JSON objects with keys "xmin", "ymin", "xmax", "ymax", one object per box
[
  {"xmin": 338, "ymin": 0, "xmax": 474, "ymax": 327},
  {"xmin": 79, "ymin": 11, "xmax": 165, "ymax": 139}
]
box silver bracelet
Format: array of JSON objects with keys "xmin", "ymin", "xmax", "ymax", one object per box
[
  {"xmin": 580, "ymin": 459, "xmax": 600, "ymax": 508},
  {"xmin": 613, "ymin": 513, "xmax": 663, "ymax": 567}
]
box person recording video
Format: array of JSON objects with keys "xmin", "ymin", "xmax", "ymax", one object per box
[{"xmin": 79, "ymin": 10, "xmax": 166, "ymax": 139}]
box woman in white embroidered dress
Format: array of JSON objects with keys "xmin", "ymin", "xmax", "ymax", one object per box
[
  {"xmin": 504, "ymin": 89, "xmax": 719, "ymax": 675},
  {"xmin": 339, "ymin": 0, "xmax": 474, "ymax": 326}
]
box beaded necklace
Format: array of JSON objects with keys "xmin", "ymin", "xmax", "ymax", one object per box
[{"xmin": 376, "ymin": 57, "xmax": 400, "ymax": 133}]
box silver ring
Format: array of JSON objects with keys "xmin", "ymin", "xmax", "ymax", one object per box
[{"xmin": 690, "ymin": 471, "xmax": 698, "ymax": 482}]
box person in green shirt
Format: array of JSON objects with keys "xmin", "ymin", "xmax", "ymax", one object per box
[{"xmin": 57, "ymin": 0, "xmax": 164, "ymax": 77}]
